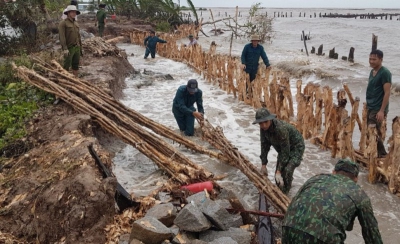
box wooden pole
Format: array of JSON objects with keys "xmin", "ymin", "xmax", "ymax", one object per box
[
  {"xmin": 367, "ymin": 124, "xmax": 378, "ymax": 183},
  {"xmin": 209, "ymin": 9, "xmax": 218, "ymax": 36},
  {"xmin": 388, "ymin": 117, "xmax": 400, "ymax": 194},
  {"xmin": 229, "ymin": 32, "xmax": 234, "ymax": 57},
  {"xmin": 372, "ymin": 34, "xmax": 378, "ymax": 51},
  {"xmin": 235, "ymin": 6, "xmax": 239, "ymax": 39},
  {"xmin": 348, "ymin": 47, "xmax": 355, "ymax": 62},
  {"xmin": 302, "ymin": 30, "xmax": 309, "ymax": 56},
  {"xmin": 343, "ymin": 83, "xmax": 362, "ymax": 131}
]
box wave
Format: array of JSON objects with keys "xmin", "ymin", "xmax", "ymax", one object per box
[{"xmin": 275, "ymin": 60, "xmax": 339, "ymax": 79}]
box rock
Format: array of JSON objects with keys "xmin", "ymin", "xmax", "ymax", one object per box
[
  {"xmin": 129, "ymin": 216, "xmax": 173, "ymax": 244},
  {"xmin": 129, "ymin": 240, "xmax": 144, "ymax": 244},
  {"xmin": 171, "ymin": 231, "xmax": 198, "ymax": 244},
  {"xmin": 216, "ymin": 189, "xmax": 255, "ymax": 224},
  {"xmin": 164, "ymin": 74, "xmax": 174, "ymax": 80},
  {"xmin": 209, "ymin": 237, "xmax": 238, "ymax": 244},
  {"xmin": 118, "ymin": 234, "xmax": 130, "ymax": 244},
  {"xmin": 156, "ymin": 191, "xmax": 173, "ymax": 203},
  {"xmin": 202, "ymin": 200, "xmax": 238, "ymax": 231},
  {"xmin": 145, "ymin": 203, "xmax": 177, "ymax": 227},
  {"xmin": 40, "ymin": 44, "xmax": 46, "ymax": 50},
  {"xmin": 186, "ymin": 191, "xmax": 212, "ymax": 211},
  {"xmin": 199, "ymin": 227, "xmax": 251, "ymax": 244},
  {"xmin": 169, "ymin": 225, "xmax": 180, "ymax": 236},
  {"xmin": 214, "ymin": 199, "xmax": 232, "ymax": 209},
  {"xmin": 229, "ymin": 214, "xmax": 243, "ymax": 228},
  {"xmin": 173, "ymin": 203, "xmax": 212, "ymax": 232}
]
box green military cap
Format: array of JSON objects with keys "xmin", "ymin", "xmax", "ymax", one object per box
[
  {"xmin": 252, "ymin": 107, "xmax": 276, "ymax": 124},
  {"xmin": 334, "ymin": 158, "xmax": 359, "ymax": 177}
]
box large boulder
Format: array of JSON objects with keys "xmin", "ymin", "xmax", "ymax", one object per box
[
  {"xmin": 129, "ymin": 216, "xmax": 173, "ymax": 244},
  {"xmin": 173, "ymin": 203, "xmax": 212, "ymax": 232},
  {"xmin": 145, "ymin": 203, "xmax": 177, "ymax": 227},
  {"xmin": 202, "ymin": 200, "xmax": 242, "ymax": 231}
]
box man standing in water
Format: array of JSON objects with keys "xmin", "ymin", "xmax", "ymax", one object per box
[
  {"xmin": 172, "ymin": 79, "xmax": 204, "ymax": 136},
  {"xmin": 241, "ymin": 34, "xmax": 271, "ymax": 94},
  {"xmin": 143, "ymin": 30, "xmax": 167, "ymax": 59},
  {"xmin": 282, "ymin": 159, "xmax": 383, "ymax": 244},
  {"xmin": 253, "ymin": 108, "xmax": 304, "ymax": 194},
  {"xmin": 59, "ymin": 5, "xmax": 82, "ymax": 78},
  {"xmin": 366, "ymin": 49, "xmax": 392, "ymax": 157},
  {"xmin": 96, "ymin": 3, "xmax": 107, "ymax": 37}
]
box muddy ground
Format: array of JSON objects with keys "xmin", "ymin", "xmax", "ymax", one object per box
[{"xmin": 0, "ymin": 17, "xmax": 150, "ymax": 243}]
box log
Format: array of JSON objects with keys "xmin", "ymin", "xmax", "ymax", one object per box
[
  {"xmin": 372, "ymin": 34, "xmax": 378, "ymax": 51},
  {"xmin": 366, "ymin": 124, "xmax": 378, "ymax": 183},
  {"xmin": 343, "ymin": 83, "xmax": 362, "ymax": 131},
  {"xmin": 388, "ymin": 117, "xmax": 400, "ymax": 193},
  {"xmin": 348, "ymin": 47, "xmax": 355, "ymax": 62}
]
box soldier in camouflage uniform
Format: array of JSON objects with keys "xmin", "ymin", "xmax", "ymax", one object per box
[
  {"xmin": 253, "ymin": 108, "xmax": 305, "ymax": 194},
  {"xmin": 282, "ymin": 159, "xmax": 383, "ymax": 244}
]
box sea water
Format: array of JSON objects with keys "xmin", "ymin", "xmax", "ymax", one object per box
[{"xmin": 113, "ymin": 7, "xmax": 400, "ymax": 243}]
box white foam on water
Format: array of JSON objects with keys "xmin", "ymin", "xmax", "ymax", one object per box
[{"xmin": 112, "ymin": 8, "xmax": 400, "ymax": 242}]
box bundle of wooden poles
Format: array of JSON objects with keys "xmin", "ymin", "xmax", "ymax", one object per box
[{"xmin": 13, "ymin": 56, "xmax": 289, "ymax": 213}]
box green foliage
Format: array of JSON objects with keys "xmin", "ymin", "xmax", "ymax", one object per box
[
  {"xmin": 0, "ymin": 56, "xmax": 53, "ymax": 149},
  {"xmin": 155, "ymin": 22, "xmax": 171, "ymax": 32},
  {"xmin": 244, "ymin": 2, "xmax": 274, "ymax": 43}
]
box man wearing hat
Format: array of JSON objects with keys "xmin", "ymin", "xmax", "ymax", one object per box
[
  {"xmin": 59, "ymin": 5, "xmax": 82, "ymax": 77},
  {"xmin": 241, "ymin": 34, "xmax": 271, "ymax": 92},
  {"xmin": 96, "ymin": 3, "xmax": 107, "ymax": 37},
  {"xmin": 253, "ymin": 107, "xmax": 304, "ymax": 194},
  {"xmin": 143, "ymin": 30, "xmax": 167, "ymax": 59},
  {"xmin": 172, "ymin": 79, "xmax": 204, "ymax": 136},
  {"xmin": 62, "ymin": 1, "xmax": 78, "ymax": 20},
  {"xmin": 282, "ymin": 159, "xmax": 383, "ymax": 244},
  {"xmin": 187, "ymin": 34, "xmax": 198, "ymax": 47}
]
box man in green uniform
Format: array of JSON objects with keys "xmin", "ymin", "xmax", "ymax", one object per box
[
  {"xmin": 253, "ymin": 108, "xmax": 304, "ymax": 194},
  {"xmin": 282, "ymin": 159, "xmax": 383, "ymax": 244},
  {"xmin": 96, "ymin": 3, "xmax": 107, "ymax": 37},
  {"xmin": 366, "ymin": 49, "xmax": 392, "ymax": 157},
  {"xmin": 59, "ymin": 5, "xmax": 82, "ymax": 78},
  {"xmin": 143, "ymin": 30, "xmax": 167, "ymax": 59}
]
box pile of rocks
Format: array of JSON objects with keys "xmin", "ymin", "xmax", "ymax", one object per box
[{"xmin": 120, "ymin": 189, "xmax": 257, "ymax": 244}]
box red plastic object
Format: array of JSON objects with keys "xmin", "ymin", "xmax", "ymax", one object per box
[{"xmin": 181, "ymin": 181, "xmax": 213, "ymax": 193}]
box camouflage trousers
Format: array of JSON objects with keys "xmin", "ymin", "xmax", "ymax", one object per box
[
  {"xmin": 282, "ymin": 227, "xmax": 326, "ymax": 244},
  {"xmin": 278, "ymin": 145, "xmax": 304, "ymax": 194}
]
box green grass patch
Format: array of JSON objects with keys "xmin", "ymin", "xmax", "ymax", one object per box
[{"xmin": 0, "ymin": 54, "xmax": 53, "ymax": 150}]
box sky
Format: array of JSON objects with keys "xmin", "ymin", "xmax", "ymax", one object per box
[{"xmin": 176, "ymin": 0, "xmax": 400, "ymax": 9}]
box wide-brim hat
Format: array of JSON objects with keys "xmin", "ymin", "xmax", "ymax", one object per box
[
  {"xmin": 187, "ymin": 79, "xmax": 198, "ymax": 93},
  {"xmin": 250, "ymin": 34, "xmax": 260, "ymax": 41},
  {"xmin": 64, "ymin": 5, "xmax": 80, "ymax": 15},
  {"xmin": 252, "ymin": 107, "xmax": 276, "ymax": 124}
]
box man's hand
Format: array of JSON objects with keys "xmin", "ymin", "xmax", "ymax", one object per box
[
  {"xmin": 260, "ymin": 164, "xmax": 268, "ymax": 176},
  {"xmin": 193, "ymin": 111, "xmax": 204, "ymax": 120},
  {"xmin": 242, "ymin": 64, "xmax": 246, "ymax": 70},
  {"xmin": 63, "ymin": 49, "xmax": 69, "ymax": 58},
  {"xmin": 266, "ymin": 65, "xmax": 271, "ymax": 71},
  {"xmin": 376, "ymin": 111, "xmax": 385, "ymax": 122},
  {"xmin": 275, "ymin": 171, "xmax": 284, "ymax": 187}
]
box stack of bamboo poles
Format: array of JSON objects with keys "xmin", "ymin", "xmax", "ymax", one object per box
[
  {"xmin": 13, "ymin": 56, "xmax": 290, "ymax": 212},
  {"xmin": 13, "ymin": 58, "xmax": 217, "ymax": 185},
  {"xmin": 200, "ymin": 120, "xmax": 289, "ymax": 213},
  {"xmin": 82, "ymin": 37, "xmax": 123, "ymax": 57}
]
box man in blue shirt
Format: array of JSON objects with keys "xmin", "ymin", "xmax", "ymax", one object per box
[
  {"xmin": 172, "ymin": 79, "xmax": 204, "ymax": 136},
  {"xmin": 241, "ymin": 34, "xmax": 271, "ymax": 88},
  {"xmin": 144, "ymin": 30, "xmax": 167, "ymax": 59}
]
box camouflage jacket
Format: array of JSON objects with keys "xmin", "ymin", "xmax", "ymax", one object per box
[
  {"xmin": 260, "ymin": 119, "xmax": 304, "ymax": 171},
  {"xmin": 283, "ymin": 174, "xmax": 383, "ymax": 244}
]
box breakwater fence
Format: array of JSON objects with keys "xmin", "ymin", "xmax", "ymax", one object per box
[
  {"xmin": 129, "ymin": 25, "xmax": 400, "ymax": 196},
  {"xmin": 272, "ymin": 11, "xmax": 400, "ymax": 20}
]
